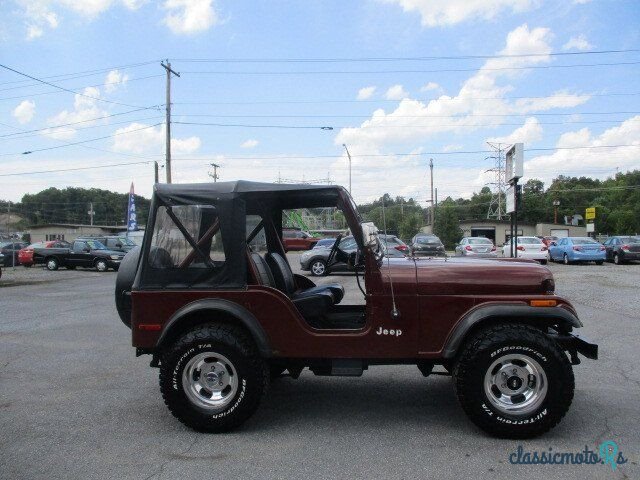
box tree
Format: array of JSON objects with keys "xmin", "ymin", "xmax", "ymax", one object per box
[{"xmin": 433, "ymin": 199, "xmax": 463, "ymax": 248}]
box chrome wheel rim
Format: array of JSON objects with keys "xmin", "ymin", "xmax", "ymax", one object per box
[
  {"xmin": 96, "ymin": 261, "xmax": 107, "ymax": 272},
  {"xmin": 311, "ymin": 261, "xmax": 325, "ymax": 275},
  {"xmin": 563, "ymin": 254, "xmax": 568, "ymax": 265},
  {"xmin": 484, "ymin": 353, "xmax": 548, "ymax": 416},
  {"xmin": 47, "ymin": 259, "xmax": 57, "ymax": 270},
  {"xmin": 614, "ymin": 254, "xmax": 619, "ymax": 264},
  {"xmin": 182, "ymin": 351, "xmax": 238, "ymax": 411}
]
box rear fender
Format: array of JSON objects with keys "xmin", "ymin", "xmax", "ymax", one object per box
[{"xmin": 155, "ymin": 298, "xmax": 272, "ymax": 357}]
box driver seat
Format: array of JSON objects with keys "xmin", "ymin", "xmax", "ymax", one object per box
[{"xmin": 265, "ymin": 252, "xmax": 345, "ymax": 304}]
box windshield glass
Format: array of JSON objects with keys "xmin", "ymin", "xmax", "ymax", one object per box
[
  {"xmin": 572, "ymin": 238, "xmax": 598, "ymax": 245},
  {"xmin": 417, "ymin": 236, "xmax": 438, "ymax": 244},
  {"xmin": 86, "ymin": 240, "xmax": 107, "ymax": 250},
  {"xmin": 619, "ymin": 237, "xmax": 640, "ymax": 244},
  {"xmin": 515, "ymin": 237, "xmax": 542, "ymax": 244},
  {"xmin": 118, "ymin": 237, "xmax": 137, "ymax": 246},
  {"xmin": 468, "ymin": 238, "xmax": 493, "ymax": 245}
]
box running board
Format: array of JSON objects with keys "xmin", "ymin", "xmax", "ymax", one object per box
[{"xmin": 310, "ymin": 360, "xmax": 364, "ymax": 376}]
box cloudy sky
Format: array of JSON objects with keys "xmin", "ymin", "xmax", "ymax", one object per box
[{"xmin": 1, "ymin": 0, "xmax": 639, "ymax": 205}]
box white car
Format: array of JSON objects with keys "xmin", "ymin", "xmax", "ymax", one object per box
[{"xmin": 502, "ymin": 236, "xmax": 548, "ymax": 264}]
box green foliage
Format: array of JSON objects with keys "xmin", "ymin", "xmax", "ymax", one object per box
[
  {"xmin": 3, "ymin": 187, "xmax": 150, "ymax": 228},
  {"xmin": 359, "ymin": 194, "xmax": 425, "ymax": 241},
  {"xmin": 433, "ymin": 198, "xmax": 463, "ymax": 248}
]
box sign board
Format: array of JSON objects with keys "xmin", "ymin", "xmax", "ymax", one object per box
[
  {"xmin": 506, "ymin": 185, "xmax": 515, "ymax": 213},
  {"xmin": 505, "ymin": 143, "xmax": 524, "ymax": 183},
  {"xmin": 586, "ymin": 222, "xmax": 595, "ymax": 233},
  {"xmin": 585, "ymin": 207, "xmax": 596, "ymax": 220}
]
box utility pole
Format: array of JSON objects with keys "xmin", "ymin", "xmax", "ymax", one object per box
[
  {"xmin": 553, "ymin": 199, "xmax": 560, "ymax": 224},
  {"xmin": 154, "ymin": 161, "xmax": 159, "ymax": 183},
  {"xmin": 486, "ymin": 142, "xmax": 507, "ymax": 220},
  {"xmin": 342, "ymin": 144, "xmax": 352, "ymax": 195},
  {"xmin": 88, "ymin": 202, "xmax": 95, "ymax": 226},
  {"xmin": 208, "ymin": 163, "xmax": 220, "ymax": 182},
  {"xmin": 429, "ymin": 158, "xmax": 434, "ymax": 224},
  {"xmin": 161, "ymin": 60, "xmax": 180, "ymax": 184},
  {"xmin": 434, "ymin": 188, "xmax": 438, "ymax": 226}
]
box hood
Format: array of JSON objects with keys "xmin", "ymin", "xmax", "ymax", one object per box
[
  {"xmin": 380, "ymin": 256, "xmax": 553, "ymax": 296},
  {"xmin": 413, "ymin": 256, "xmax": 553, "ymax": 295}
]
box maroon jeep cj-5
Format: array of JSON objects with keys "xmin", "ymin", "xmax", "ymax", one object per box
[{"xmin": 115, "ymin": 181, "xmax": 597, "ymax": 438}]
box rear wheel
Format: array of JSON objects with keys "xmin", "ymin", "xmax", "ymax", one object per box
[
  {"xmin": 454, "ymin": 324, "xmax": 573, "ymax": 438},
  {"xmin": 614, "ymin": 253, "xmax": 621, "ymax": 265},
  {"xmin": 159, "ymin": 324, "xmax": 269, "ymax": 432}
]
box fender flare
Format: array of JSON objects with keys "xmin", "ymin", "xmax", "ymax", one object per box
[
  {"xmin": 441, "ymin": 304, "xmax": 582, "ymax": 359},
  {"xmin": 156, "ymin": 298, "xmax": 272, "ymax": 357}
]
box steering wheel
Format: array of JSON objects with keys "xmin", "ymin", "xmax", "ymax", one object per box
[{"xmin": 326, "ymin": 234, "xmax": 343, "ymax": 267}]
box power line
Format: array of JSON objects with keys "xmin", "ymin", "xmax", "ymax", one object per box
[
  {"xmin": 0, "ymin": 107, "xmax": 157, "ymax": 138},
  {"xmin": 0, "ymin": 73, "xmax": 164, "ymax": 94},
  {"xmin": 0, "ymin": 63, "xmax": 160, "ymax": 110},
  {"xmin": 172, "ymin": 111, "xmax": 640, "ymax": 118},
  {"xmin": 0, "ymin": 123, "xmax": 163, "ymax": 156},
  {"xmin": 0, "ymin": 160, "xmax": 152, "ymax": 177},
  {"xmin": 172, "ymin": 92, "xmax": 640, "ymax": 105},
  {"xmin": 172, "ymin": 49, "xmax": 640, "ymax": 63},
  {"xmin": 0, "ymin": 60, "xmax": 160, "ymax": 87},
  {"xmin": 180, "ymin": 61, "xmax": 640, "ymax": 75},
  {"xmin": 173, "ymin": 121, "xmax": 335, "ymax": 130}
]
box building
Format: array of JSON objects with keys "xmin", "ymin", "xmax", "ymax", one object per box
[
  {"xmin": 422, "ymin": 220, "xmax": 587, "ymax": 246},
  {"xmin": 26, "ymin": 223, "xmax": 124, "ymax": 243}
]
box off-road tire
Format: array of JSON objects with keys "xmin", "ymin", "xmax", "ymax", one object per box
[
  {"xmin": 453, "ymin": 324, "xmax": 574, "ymax": 439},
  {"xmin": 159, "ymin": 324, "xmax": 269, "ymax": 433}
]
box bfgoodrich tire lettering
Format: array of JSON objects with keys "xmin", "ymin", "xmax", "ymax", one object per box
[
  {"xmin": 453, "ymin": 324, "xmax": 574, "ymax": 438},
  {"xmin": 159, "ymin": 324, "xmax": 269, "ymax": 432}
]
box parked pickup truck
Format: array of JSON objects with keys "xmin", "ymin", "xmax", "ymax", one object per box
[{"xmin": 34, "ymin": 238, "xmax": 126, "ymax": 272}]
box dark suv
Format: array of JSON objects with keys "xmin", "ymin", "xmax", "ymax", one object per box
[
  {"xmin": 89, "ymin": 235, "xmax": 138, "ymax": 254},
  {"xmin": 115, "ymin": 181, "xmax": 597, "ymax": 438},
  {"xmin": 33, "ymin": 238, "xmax": 125, "ymax": 271}
]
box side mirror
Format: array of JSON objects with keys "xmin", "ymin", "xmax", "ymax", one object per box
[
  {"xmin": 361, "ymin": 222, "xmax": 379, "ymax": 248},
  {"xmin": 83, "ymin": 247, "xmax": 91, "ymax": 253},
  {"xmin": 115, "ymin": 243, "xmax": 123, "ymax": 248}
]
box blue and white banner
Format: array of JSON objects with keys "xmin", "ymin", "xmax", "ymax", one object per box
[{"xmin": 127, "ymin": 182, "xmax": 137, "ymax": 232}]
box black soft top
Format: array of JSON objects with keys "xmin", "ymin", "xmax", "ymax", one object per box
[{"xmin": 154, "ymin": 181, "xmax": 348, "ymax": 211}]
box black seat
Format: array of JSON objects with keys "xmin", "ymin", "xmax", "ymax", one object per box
[{"xmin": 264, "ymin": 252, "xmax": 344, "ymax": 304}]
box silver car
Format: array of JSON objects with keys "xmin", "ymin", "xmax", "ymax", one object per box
[{"xmin": 455, "ymin": 237, "xmax": 498, "ymax": 258}]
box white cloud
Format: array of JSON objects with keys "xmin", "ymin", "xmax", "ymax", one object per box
[
  {"xmin": 336, "ymin": 24, "xmax": 557, "ymax": 152},
  {"xmin": 384, "ymin": 84, "xmax": 409, "ymax": 100},
  {"xmin": 420, "ymin": 82, "xmax": 440, "ymax": 92},
  {"xmin": 104, "ymin": 69, "xmax": 129, "ymax": 93},
  {"xmin": 162, "ymin": 0, "xmax": 219, "ymax": 34},
  {"xmin": 487, "ymin": 117, "xmax": 543, "ymax": 144},
  {"xmin": 380, "ymin": 0, "xmax": 539, "ymax": 27},
  {"xmin": 515, "ymin": 90, "xmax": 591, "ymax": 112},
  {"xmin": 12, "ymin": 100, "xmax": 36, "ymax": 124},
  {"xmin": 357, "ymin": 86, "xmax": 376, "ymax": 100},
  {"xmin": 562, "ymin": 34, "xmax": 593, "ymax": 51},
  {"xmin": 113, "ymin": 122, "xmax": 201, "ymax": 154},
  {"xmin": 442, "ymin": 144, "xmax": 463, "ymax": 152},
  {"xmin": 43, "ymin": 86, "xmax": 106, "ymax": 139},
  {"xmin": 524, "ymin": 116, "xmax": 640, "ymax": 183},
  {"xmin": 17, "ymin": 0, "xmax": 146, "ymax": 39},
  {"xmin": 240, "ymin": 139, "xmax": 259, "ymax": 149}
]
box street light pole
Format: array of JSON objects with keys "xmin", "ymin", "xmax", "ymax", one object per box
[{"xmin": 342, "ymin": 144, "xmax": 352, "ymax": 195}]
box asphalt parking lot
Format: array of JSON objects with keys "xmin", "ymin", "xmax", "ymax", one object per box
[{"xmin": 1, "ymin": 256, "xmax": 638, "ymax": 480}]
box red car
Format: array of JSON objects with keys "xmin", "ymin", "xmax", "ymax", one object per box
[
  {"xmin": 19, "ymin": 240, "xmax": 70, "ymax": 267},
  {"xmin": 282, "ymin": 228, "xmax": 318, "ymax": 251}
]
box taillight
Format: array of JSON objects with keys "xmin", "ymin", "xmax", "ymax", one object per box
[
  {"xmin": 491, "ymin": 246, "xmax": 496, "ymax": 251},
  {"xmin": 395, "ymin": 245, "xmax": 408, "ymax": 251},
  {"xmin": 465, "ymin": 245, "xmax": 473, "ymax": 251},
  {"xmin": 621, "ymin": 245, "xmax": 630, "ymax": 251},
  {"xmin": 517, "ymin": 246, "xmax": 525, "ymax": 251},
  {"xmin": 573, "ymin": 246, "xmax": 582, "ymax": 251}
]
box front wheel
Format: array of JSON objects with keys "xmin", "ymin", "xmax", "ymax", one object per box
[
  {"xmin": 563, "ymin": 253, "xmax": 570, "ymax": 265},
  {"xmin": 95, "ymin": 259, "xmax": 108, "ymax": 272},
  {"xmin": 454, "ymin": 324, "xmax": 574, "ymax": 438},
  {"xmin": 159, "ymin": 324, "xmax": 269, "ymax": 432},
  {"xmin": 309, "ymin": 259, "xmax": 327, "ymax": 276},
  {"xmin": 46, "ymin": 257, "xmax": 59, "ymax": 271}
]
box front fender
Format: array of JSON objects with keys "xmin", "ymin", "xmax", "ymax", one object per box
[{"xmin": 441, "ymin": 304, "xmax": 582, "ymax": 359}]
